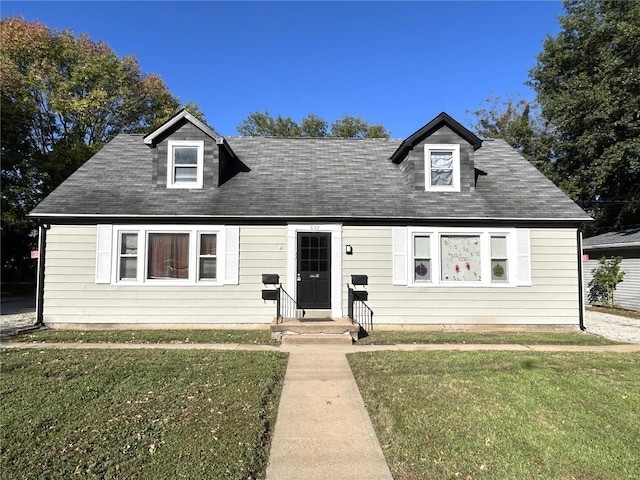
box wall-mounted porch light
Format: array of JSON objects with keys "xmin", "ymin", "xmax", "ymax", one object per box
[{"xmin": 345, "ymin": 245, "xmax": 353, "ymax": 255}]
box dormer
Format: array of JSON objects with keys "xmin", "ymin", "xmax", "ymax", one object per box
[
  {"xmin": 143, "ymin": 110, "xmax": 242, "ymax": 189},
  {"xmin": 390, "ymin": 112, "xmax": 482, "ymax": 192}
]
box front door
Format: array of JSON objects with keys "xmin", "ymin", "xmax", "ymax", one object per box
[{"xmin": 297, "ymin": 232, "xmax": 331, "ymax": 309}]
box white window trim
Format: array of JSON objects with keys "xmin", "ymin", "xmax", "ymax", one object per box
[
  {"xmin": 490, "ymin": 235, "xmax": 510, "ymax": 283},
  {"xmin": 424, "ymin": 144, "xmax": 460, "ymax": 192},
  {"xmin": 111, "ymin": 225, "xmax": 226, "ymax": 286},
  {"xmin": 406, "ymin": 227, "xmax": 518, "ymax": 287},
  {"xmin": 197, "ymin": 233, "xmax": 218, "ymax": 282},
  {"xmin": 166, "ymin": 140, "xmax": 204, "ymax": 189},
  {"xmin": 116, "ymin": 230, "xmax": 140, "ymax": 282}
]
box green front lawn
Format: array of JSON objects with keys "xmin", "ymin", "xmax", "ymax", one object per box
[
  {"xmin": 357, "ymin": 330, "xmax": 620, "ymax": 346},
  {"xmin": 11, "ymin": 329, "xmax": 273, "ymax": 345},
  {"xmin": 11, "ymin": 328, "xmax": 622, "ymax": 347},
  {"xmin": 1, "ymin": 349, "xmax": 287, "ymax": 479},
  {"xmin": 349, "ymin": 351, "xmax": 640, "ymax": 479}
]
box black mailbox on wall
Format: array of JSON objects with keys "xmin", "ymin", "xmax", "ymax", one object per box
[
  {"xmin": 262, "ymin": 274, "xmax": 279, "ymax": 285},
  {"xmin": 261, "ymin": 289, "xmax": 278, "ymax": 301},
  {"xmin": 351, "ymin": 275, "xmax": 368, "ymax": 286},
  {"xmin": 353, "ymin": 290, "xmax": 368, "ymax": 301}
]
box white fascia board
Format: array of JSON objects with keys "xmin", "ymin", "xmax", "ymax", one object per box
[{"xmin": 144, "ymin": 110, "xmax": 220, "ymax": 145}]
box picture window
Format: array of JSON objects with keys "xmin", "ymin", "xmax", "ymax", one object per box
[{"xmin": 147, "ymin": 233, "xmax": 190, "ymax": 280}]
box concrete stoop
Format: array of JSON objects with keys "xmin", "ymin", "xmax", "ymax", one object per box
[
  {"xmin": 280, "ymin": 333, "xmax": 354, "ymax": 345},
  {"xmin": 271, "ymin": 316, "xmax": 360, "ymax": 344}
]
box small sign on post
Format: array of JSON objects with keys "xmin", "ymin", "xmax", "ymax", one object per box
[
  {"xmin": 582, "ymin": 254, "xmax": 589, "ymax": 262},
  {"xmin": 31, "ymin": 250, "xmax": 39, "ymax": 259}
]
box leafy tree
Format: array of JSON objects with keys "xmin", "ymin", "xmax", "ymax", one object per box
[
  {"xmin": 528, "ymin": 0, "xmax": 640, "ymax": 232},
  {"xmin": 330, "ymin": 114, "xmax": 390, "ymax": 139},
  {"xmin": 238, "ymin": 112, "xmax": 390, "ymax": 138},
  {"xmin": 0, "ymin": 17, "xmax": 189, "ymax": 282},
  {"xmin": 237, "ymin": 111, "xmax": 300, "ymax": 137},
  {"xmin": 300, "ymin": 114, "xmax": 328, "ymax": 137},
  {"xmin": 468, "ymin": 95, "xmax": 559, "ymax": 178},
  {"xmin": 588, "ymin": 256, "xmax": 625, "ymax": 306}
]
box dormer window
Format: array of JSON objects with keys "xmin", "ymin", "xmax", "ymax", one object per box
[
  {"xmin": 167, "ymin": 140, "xmax": 204, "ymax": 189},
  {"xmin": 425, "ymin": 144, "xmax": 460, "ymax": 192}
]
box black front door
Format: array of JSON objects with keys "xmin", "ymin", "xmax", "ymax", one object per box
[{"xmin": 297, "ymin": 232, "xmax": 331, "ymax": 309}]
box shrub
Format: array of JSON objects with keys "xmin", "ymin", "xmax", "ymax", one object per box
[{"xmin": 588, "ymin": 256, "xmax": 625, "ymax": 306}]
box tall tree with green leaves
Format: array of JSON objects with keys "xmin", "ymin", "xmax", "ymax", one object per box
[
  {"xmin": 0, "ymin": 18, "xmax": 189, "ymax": 282},
  {"xmin": 237, "ymin": 111, "xmax": 300, "ymax": 137},
  {"xmin": 238, "ymin": 111, "xmax": 390, "ymax": 139},
  {"xmin": 330, "ymin": 114, "xmax": 390, "ymax": 139},
  {"xmin": 528, "ymin": 0, "xmax": 640, "ymax": 232},
  {"xmin": 468, "ymin": 95, "xmax": 559, "ymax": 179},
  {"xmin": 300, "ymin": 114, "xmax": 328, "ymax": 137}
]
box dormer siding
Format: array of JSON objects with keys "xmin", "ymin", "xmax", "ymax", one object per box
[
  {"xmin": 402, "ymin": 125, "xmax": 476, "ymax": 192},
  {"xmin": 152, "ymin": 121, "xmax": 219, "ymax": 188}
]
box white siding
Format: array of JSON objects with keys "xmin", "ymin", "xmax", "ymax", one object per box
[
  {"xmin": 342, "ymin": 226, "xmax": 580, "ymax": 326},
  {"xmin": 43, "ymin": 224, "xmax": 582, "ymax": 327},
  {"xmin": 43, "ymin": 225, "xmax": 287, "ymax": 325},
  {"xmin": 583, "ymin": 248, "xmax": 640, "ymax": 311}
]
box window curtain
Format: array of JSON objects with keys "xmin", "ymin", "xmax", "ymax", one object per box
[
  {"xmin": 430, "ymin": 152, "xmax": 453, "ymax": 186},
  {"xmin": 440, "ymin": 235, "xmax": 481, "ymax": 281},
  {"xmin": 148, "ymin": 233, "xmax": 189, "ymax": 279}
]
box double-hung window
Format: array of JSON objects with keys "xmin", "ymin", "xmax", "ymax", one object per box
[
  {"xmin": 413, "ymin": 235, "xmax": 431, "ymax": 282},
  {"xmin": 118, "ymin": 233, "xmax": 138, "ymax": 281},
  {"xmin": 425, "ymin": 144, "xmax": 460, "ymax": 192},
  {"xmin": 198, "ymin": 234, "xmax": 217, "ymax": 281},
  {"xmin": 490, "ymin": 235, "xmax": 509, "ymax": 282},
  {"xmin": 167, "ymin": 140, "xmax": 204, "ymax": 189}
]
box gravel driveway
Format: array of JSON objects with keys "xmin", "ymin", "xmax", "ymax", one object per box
[
  {"xmin": 583, "ymin": 309, "xmax": 640, "ymax": 344},
  {"xmin": 2, "ymin": 297, "xmax": 639, "ymax": 343},
  {"xmin": 1, "ymin": 296, "xmax": 36, "ymax": 332}
]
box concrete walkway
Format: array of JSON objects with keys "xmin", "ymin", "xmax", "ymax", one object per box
[
  {"xmin": 266, "ymin": 344, "xmax": 393, "ymax": 480},
  {"xmin": 4, "ymin": 342, "xmax": 640, "ymax": 352},
  {"xmin": 3, "ymin": 340, "xmax": 640, "ymax": 480}
]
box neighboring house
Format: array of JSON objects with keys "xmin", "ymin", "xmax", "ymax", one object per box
[
  {"xmin": 583, "ymin": 227, "xmax": 640, "ymax": 311},
  {"xmin": 30, "ymin": 110, "xmax": 592, "ymax": 330}
]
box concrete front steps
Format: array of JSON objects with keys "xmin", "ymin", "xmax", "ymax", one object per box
[{"xmin": 271, "ymin": 312, "xmax": 360, "ymax": 345}]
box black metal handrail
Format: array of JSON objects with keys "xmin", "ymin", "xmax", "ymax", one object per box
[
  {"xmin": 348, "ymin": 285, "xmax": 373, "ymax": 331},
  {"xmin": 277, "ymin": 285, "xmax": 306, "ymax": 323}
]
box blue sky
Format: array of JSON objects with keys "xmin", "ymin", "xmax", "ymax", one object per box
[{"xmin": 1, "ymin": 1, "xmax": 564, "ymax": 138}]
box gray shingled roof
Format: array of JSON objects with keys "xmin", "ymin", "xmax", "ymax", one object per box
[
  {"xmin": 31, "ymin": 133, "xmax": 591, "ymax": 222},
  {"xmin": 583, "ymin": 227, "xmax": 640, "ymax": 248}
]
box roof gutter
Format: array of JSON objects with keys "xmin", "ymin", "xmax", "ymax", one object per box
[
  {"xmin": 577, "ymin": 229, "xmax": 586, "ymax": 331},
  {"xmin": 583, "ymin": 241, "xmax": 640, "ymax": 249},
  {"xmin": 28, "ymin": 212, "xmax": 593, "ymax": 223},
  {"xmin": 35, "ymin": 223, "xmax": 50, "ymax": 327}
]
